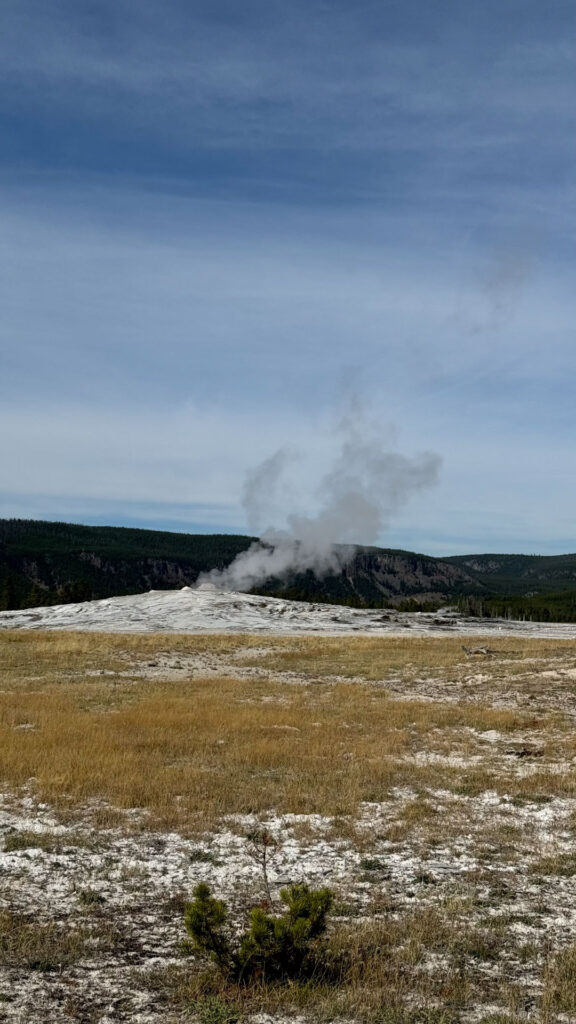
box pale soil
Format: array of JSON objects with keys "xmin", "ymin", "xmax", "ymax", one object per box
[
  {"xmin": 1, "ymin": 584, "xmax": 576, "ymax": 640},
  {"xmin": 2, "ymin": 781, "xmax": 576, "ymax": 1023}
]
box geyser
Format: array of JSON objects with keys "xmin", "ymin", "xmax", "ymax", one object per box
[{"xmin": 199, "ymin": 402, "xmax": 442, "ymax": 592}]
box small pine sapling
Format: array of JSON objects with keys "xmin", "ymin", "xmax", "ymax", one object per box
[
  {"xmin": 237, "ymin": 882, "xmax": 333, "ymax": 982},
  {"xmin": 184, "ymin": 881, "xmax": 333, "ymax": 984},
  {"xmin": 184, "ymin": 882, "xmax": 235, "ymax": 975}
]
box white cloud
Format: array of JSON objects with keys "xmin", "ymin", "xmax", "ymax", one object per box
[{"xmin": 0, "ymin": 0, "xmax": 574, "ymax": 555}]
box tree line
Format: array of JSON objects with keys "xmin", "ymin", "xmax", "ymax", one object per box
[{"xmin": 456, "ymin": 592, "xmax": 576, "ymax": 623}]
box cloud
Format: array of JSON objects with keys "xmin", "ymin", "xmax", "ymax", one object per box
[
  {"xmin": 1, "ymin": 0, "xmax": 573, "ymax": 185},
  {"xmin": 1, "ymin": 185, "xmax": 574, "ymax": 429},
  {"xmin": 0, "ymin": 1, "xmax": 574, "ymax": 556}
]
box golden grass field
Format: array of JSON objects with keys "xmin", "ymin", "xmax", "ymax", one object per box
[{"xmin": 2, "ymin": 628, "xmax": 576, "ymax": 1022}]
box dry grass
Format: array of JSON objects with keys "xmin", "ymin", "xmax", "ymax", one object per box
[
  {"xmin": 237, "ymin": 633, "xmax": 576, "ymax": 681},
  {"xmin": 0, "ymin": 910, "xmax": 87, "ymax": 971},
  {"xmin": 0, "ymin": 629, "xmax": 269, "ymax": 687},
  {"xmin": 541, "ymin": 945, "xmax": 576, "ymax": 1017},
  {"xmin": 0, "ymin": 678, "xmax": 530, "ymax": 828},
  {"xmin": 2, "ymin": 828, "xmax": 92, "ymax": 853},
  {"xmin": 0, "ymin": 629, "xmax": 544, "ymax": 831},
  {"xmin": 3, "ymin": 627, "xmax": 576, "ymax": 693},
  {"xmin": 239, "ymin": 634, "xmax": 576, "ymax": 720},
  {"xmin": 4, "ymin": 628, "xmax": 576, "ymax": 1021}
]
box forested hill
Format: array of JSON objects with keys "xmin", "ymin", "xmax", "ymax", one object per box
[
  {"xmin": 445, "ymin": 553, "xmax": 576, "ymax": 593},
  {"xmin": 2, "ymin": 519, "xmax": 576, "ymax": 618},
  {"xmin": 0, "ymin": 519, "xmax": 256, "ymax": 610},
  {"xmin": 444, "ymin": 552, "xmax": 576, "ymax": 622},
  {"xmin": 0, "ymin": 518, "xmax": 480, "ymax": 611}
]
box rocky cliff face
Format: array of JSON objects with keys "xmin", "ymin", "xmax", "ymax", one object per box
[
  {"xmin": 343, "ymin": 548, "xmax": 480, "ymax": 599},
  {"xmin": 258, "ymin": 547, "xmax": 483, "ymax": 607}
]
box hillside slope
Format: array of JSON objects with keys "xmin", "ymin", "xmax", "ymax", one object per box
[
  {"xmin": 445, "ymin": 553, "xmax": 576, "ymax": 594},
  {"xmin": 0, "ymin": 520, "xmax": 256, "ymax": 609},
  {"xmin": 3, "ymin": 519, "xmax": 576, "ymax": 614},
  {"xmin": 0, "ymin": 519, "xmax": 480, "ymax": 611},
  {"xmin": 257, "ymin": 546, "xmax": 481, "ymax": 606}
]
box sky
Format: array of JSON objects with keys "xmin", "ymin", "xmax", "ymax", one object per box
[{"xmin": 1, "ymin": 0, "xmax": 575, "ymax": 555}]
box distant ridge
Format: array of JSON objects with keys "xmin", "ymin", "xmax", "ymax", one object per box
[
  {"xmin": 445, "ymin": 552, "xmax": 576, "ymax": 593},
  {"xmin": 2, "ymin": 518, "xmax": 576, "ymax": 619}
]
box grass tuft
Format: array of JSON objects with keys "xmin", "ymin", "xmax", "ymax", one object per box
[{"xmin": 0, "ymin": 910, "xmax": 87, "ymax": 971}]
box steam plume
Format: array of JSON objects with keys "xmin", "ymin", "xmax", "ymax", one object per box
[{"xmin": 199, "ymin": 402, "xmax": 441, "ymax": 592}]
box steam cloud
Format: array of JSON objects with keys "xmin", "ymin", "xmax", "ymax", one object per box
[{"xmin": 199, "ymin": 403, "xmax": 442, "ymax": 592}]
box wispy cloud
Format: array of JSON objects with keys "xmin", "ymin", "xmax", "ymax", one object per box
[{"xmin": 2, "ymin": 0, "xmax": 573, "ymax": 192}]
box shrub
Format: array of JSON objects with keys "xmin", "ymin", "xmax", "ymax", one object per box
[{"xmin": 184, "ymin": 881, "xmax": 333, "ymax": 984}]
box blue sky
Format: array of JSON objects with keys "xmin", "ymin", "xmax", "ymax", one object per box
[{"xmin": 1, "ymin": 0, "xmax": 575, "ymax": 554}]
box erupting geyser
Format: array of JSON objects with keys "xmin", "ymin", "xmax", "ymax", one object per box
[{"xmin": 198, "ymin": 402, "xmax": 442, "ymax": 593}]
